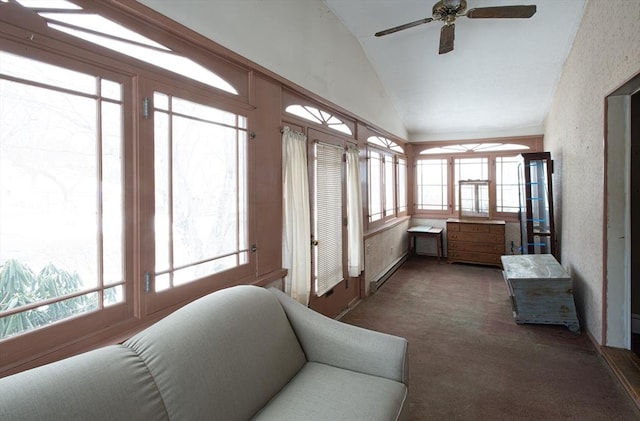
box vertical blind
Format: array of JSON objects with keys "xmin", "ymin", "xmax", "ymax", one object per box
[{"xmin": 314, "ymin": 141, "xmax": 344, "ymax": 296}]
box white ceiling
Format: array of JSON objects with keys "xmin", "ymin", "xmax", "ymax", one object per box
[{"xmin": 323, "ymin": 0, "xmax": 586, "ymax": 141}]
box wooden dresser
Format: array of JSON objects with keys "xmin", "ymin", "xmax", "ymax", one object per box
[{"xmin": 446, "ymin": 218, "xmax": 505, "ymax": 267}]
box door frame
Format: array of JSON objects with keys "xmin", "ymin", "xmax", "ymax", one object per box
[
  {"xmin": 307, "ymin": 128, "xmax": 360, "ymax": 317},
  {"xmin": 603, "ymin": 72, "xmax": 640, "ymax": 348}
]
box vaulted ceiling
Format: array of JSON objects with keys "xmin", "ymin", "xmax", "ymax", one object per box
[{"xmin": 323, "ymin": 0, "xmax": 587, "ymax": 141}]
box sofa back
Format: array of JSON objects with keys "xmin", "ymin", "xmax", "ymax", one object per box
[
  {"xmin": 0, "ymin": 345, "xmax": 170, "ymax": 421},
  {"xmin": 124, "ymin": 285, "xmax": 307, "ymax": 420}
]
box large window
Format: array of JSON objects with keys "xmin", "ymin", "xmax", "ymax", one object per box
[
  {"xmin": 454, "ymin": 157, "xmax": 489, "ymax": 212},
  {"xmin": 0, "ymin": 1, "xmax": 252, "ymax": 369},
  {"xmin": 153, "ymin": 92, "xmax": 249, "ymax": 292},
  {"xmin": 416, "ymin": 158, "xmax": 448, "ymax": 212},
  {"xmin": 414, "ymin": 138, "xmax": 540, "ymax": 219},
  {"xmin": 367, "ymin": 135, "xmax": 406, "ymax": 228},
  {"xmin": 0, "ymin": 51, "xmax": 127, "ymax": 340}
]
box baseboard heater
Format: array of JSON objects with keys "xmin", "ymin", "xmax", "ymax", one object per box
[{"xmin": 369, "ymin": 254, "xmax": 407, "ymax": 294}]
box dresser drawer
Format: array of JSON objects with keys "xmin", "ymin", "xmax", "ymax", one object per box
[
  {"xmin": 448, "ymin": 231, "xmax": 503, "ymax": 244},
  {"xmin": 490, "ymin": 225, "xmax": 505, "ymax": 235},
  {"xmin": 447, "ymin": 250, "xmax": 502, "ymax": 266},
  {"xmin": 460, "ymin": 223, "xmax": 491, "ymax": 233},
  {"xmin": 448, "ymin": 241, "xmax": 504, "ymax": 253},
  {"xmin": 446, "ymin": 222, "xmax": 460, "ymax": 232}
]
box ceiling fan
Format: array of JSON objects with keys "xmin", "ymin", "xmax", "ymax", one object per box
[{"xmin": 374, "ymin": 0, "xmax": 536, "ymax": 54}]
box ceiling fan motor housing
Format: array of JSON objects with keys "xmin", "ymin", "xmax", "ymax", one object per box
[{"xmin": 433, "ymin": 0, "xmax": 467, "ymax": 21}]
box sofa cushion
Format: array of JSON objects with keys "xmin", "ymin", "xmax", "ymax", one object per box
[
  {"xmin": 124, "ymin": 285, "xmax": 307, "ymax": 421},
  {"xmin": 0, "ymin": 345, "xmax": 169, "ymax": 421},
  {"xmin": 252, "ymin": 361, "xmax": 408, "ymax": 421}
]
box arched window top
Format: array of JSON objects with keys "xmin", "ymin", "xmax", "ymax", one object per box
[
  {"xmin": 12, "ymin": 0, "xmax": 238, "ymax": 95},
  {"xmin": 285, "ymin": 104, "xmax": 353, "ymax": 136},
  {"xmin": 419, "ymin": 143, "xmax": 530, "ymax": 155},
  {"xmin": 367, "ymin": 136, "xmax": 404, "ymax": 153}
]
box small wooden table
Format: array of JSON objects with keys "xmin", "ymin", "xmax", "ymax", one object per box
[
  {"xmin": 407, "ymin": 226, "xmax": 443, "ymax": 261},
  {"xmin": 501, "ymin": 254, "xmax": 580, "ymax": 333}
]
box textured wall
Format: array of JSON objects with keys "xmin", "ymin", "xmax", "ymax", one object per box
[
  {"xmin": 137, "ymin": 0, "xmax": 407, "ymax": 139},
  {"xmin": 364, "ymin": 220, "xmax": 410, "ymax": 295},
  {"xmin": 544, "ymin": 0, "xmax": 640, "ymax": 344}
]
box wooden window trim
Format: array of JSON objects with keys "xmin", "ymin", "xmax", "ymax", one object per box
[
  {"xmin": 0, "ymin": 0, "xmax": 259, "ymax": 377},
  {"xmin": 412, "ymin": 136, "xmax": 543, "ymax": 221}
]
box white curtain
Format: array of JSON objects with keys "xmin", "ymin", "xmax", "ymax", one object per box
[
  {"xmin": 346, "ymin": 146, "xmax": 364, "ymax": 277},
  {"xmin": 282, "ymin": 127, "xmax": 311, "ymax": 305}
]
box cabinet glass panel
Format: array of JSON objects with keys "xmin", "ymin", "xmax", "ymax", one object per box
[{"xmin": 519, "ymin": 152, "xmax": 556, "ymax": 257}]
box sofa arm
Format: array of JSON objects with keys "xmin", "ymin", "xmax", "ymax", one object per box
[{"xmin": 269, "ymin": 288, "xmax": 408, "ymax": 385}]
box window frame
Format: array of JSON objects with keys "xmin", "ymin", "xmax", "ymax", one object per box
[
  {"xmin": 0, "ymin": 26, "xmax": 138, "ymax": 368},
  {"xmin": 0, "ymin": 0, "xmax": 254, "ymax": 373},
  {"xmin": 140, "ymin": 78, "xmax": 255, "ymax": 315},
  {"xmin": 282, "ymin": 90, "xmax": 356, "ymax": 139},
  {"xmin": 412, "ymin": 136, "xmax": 543, "ymax": 221},
  {"xmin": 366, "ymin": 144, "xmax": 407, "ymax": 230}
]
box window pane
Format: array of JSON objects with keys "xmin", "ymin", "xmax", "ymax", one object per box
[
  {"xmin": 101, "ymin": 79, "xmax": 122, "ymax": 101},
  {"xmin": 496, "ymin": 155, "xmax": 523, "ymax": 213},
  {"xmin": 1, "ymin": 52, "xmax": 124, "ymax": 338},
  {"xmin": 285, "ymin": 105, "xmax": 353, "ymax": 136},
  {"xmin": 0, "ymin": 85, "xmax": 99, "ymax": 283},
  {"xmin": 104, "ymin": 285, "xmax": 123, "ymax": 307},
  {"xmin": 153, "ymin": 92, "xmax": 248, "ymax": 290},
  {"xmin": 397, "ymin": 158, "xmax": 407, "ymax": 213},
  {"xmin": 0, "ymin": 291, "xmax": 99, "ymax": 339},
  {"xmin": 368, "ymin": 150, "xmax": 382, "ymax": 222},
  {"xmin": 46, "ymin": 21, "xmax": 238, "ymax": 94},
  {"xmin": 0, "ymin": 50, "xmax": 95, "ymax": 95},
  {"xmin": 154, "ymin": 112, "xmax": 170, "ymax": 273},
  {"xmin": 172, "ymin": 117, "xmax": 240, "ymax": 264},
  {"xmin": 454, "ymin": 157, "xmax": 488, "ymax": 211},
  {"xmin": 172, "ymin": 96, "xmax": 237, "ymax": 126},
  {"xmin": 384, "ymin": 156, "xmax": 394, "ymax": 216},
  {"xmin": 416, "ymin": 159, "xmax": 448, "ymax": 211},
  {"xmin": 102, "ymin": 100, "xmax": 124, "ymax": 287}
]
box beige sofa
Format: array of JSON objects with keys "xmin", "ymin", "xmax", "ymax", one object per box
[{"xmin": 0, "ymin": 285, "xmax": 409, "ymax": 420}]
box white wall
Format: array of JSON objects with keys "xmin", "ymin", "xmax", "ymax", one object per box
[
  {"xmin": 544, "ymin": 0, "xmax": 640, "ymax": 344},
  {"xmin": 137, "ymin": 0, "xmax": 407, "ymax": 139}
]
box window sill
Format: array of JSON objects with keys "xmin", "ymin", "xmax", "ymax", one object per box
[
  {"xmin": 364, "ymin": 215, "xmax": 410, "ymax": 240},
  {"xmin": 412, "ymin": 212, "xmax": 520, "ymax": 224}
]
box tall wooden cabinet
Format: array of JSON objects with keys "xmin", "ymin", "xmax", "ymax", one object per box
[{"xmin": 446, "ymin": 218, "xmax": 505, "ymax": 267}]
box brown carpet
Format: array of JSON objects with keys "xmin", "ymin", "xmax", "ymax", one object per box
[{"xmin": 340, "ymin": 257, "xmax": 640, "ymax": 421}]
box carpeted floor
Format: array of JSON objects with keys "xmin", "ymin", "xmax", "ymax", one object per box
[{"xmin": 340, "ymin": 257, "xmax": 640, "ymax": 420}]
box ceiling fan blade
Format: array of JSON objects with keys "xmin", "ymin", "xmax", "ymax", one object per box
[
  {"xmin": 466, "ymin": 5, "xmax": 536, "ymax": 19},
  {"xmin": 375, "ymin": 17, "xmax": 433, "ymax": 37},
  {"xmin": 439, "ymin": 24, "xmax": 455, "ymax": 54}
]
